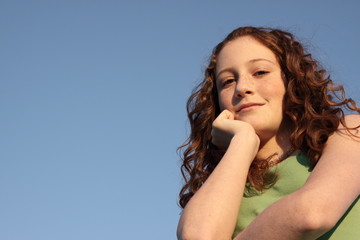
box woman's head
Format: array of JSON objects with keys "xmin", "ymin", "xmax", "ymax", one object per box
[
  {"xmin": 195, "ymin": 26, "xmax": 351, "ymax": 148},
  {"xmin": 179, "ymin": 26, "xmax": 359, "ymax": 208}
]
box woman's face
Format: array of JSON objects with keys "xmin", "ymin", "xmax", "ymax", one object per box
[{"xmin": 215, "ymin": 36, "xmax": 286, "ymax": 142}]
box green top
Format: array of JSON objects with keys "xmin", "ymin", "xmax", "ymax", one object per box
[{"xmin": 232, "ymin": 153, "xmax": 360, "ymax": 239}]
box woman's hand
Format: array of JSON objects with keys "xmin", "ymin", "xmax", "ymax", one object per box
[{"xmin": 212, "ymin": 110, "xmax": 260, "ymax": 152}]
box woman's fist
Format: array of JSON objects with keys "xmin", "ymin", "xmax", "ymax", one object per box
[{"xmin": 211, "ymin": 110, "xmax": 260, "ymax": 151}]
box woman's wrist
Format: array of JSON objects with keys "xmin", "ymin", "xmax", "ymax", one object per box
[{"xmin": 224, "ymin": 134, "xmax": 259, "ymax": 168}]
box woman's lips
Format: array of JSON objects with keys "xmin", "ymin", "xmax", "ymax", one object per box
[{"xmin": 236, "ymin": 103, "xmax": 264, "ymax": 113}]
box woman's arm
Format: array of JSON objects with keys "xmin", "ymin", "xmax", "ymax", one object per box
[
  {"xmin": 177, "ymin": 110, "xmax": 260, "ymax": 240},
  {"xmin": 234, "ymin": 114, "xmax": 360, "ymax": 240}
]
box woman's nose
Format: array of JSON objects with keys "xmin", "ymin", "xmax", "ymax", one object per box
[{"xmin": 234, "ymin": 76, "xmax": 254, "ymax": 98}]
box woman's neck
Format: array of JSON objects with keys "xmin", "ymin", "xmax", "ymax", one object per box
[{"xmin": 256, "ymin": 121, "xmax": 294, "ymax": 163}]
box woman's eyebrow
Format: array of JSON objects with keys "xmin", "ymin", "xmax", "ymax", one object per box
[
  {"xmin": 216, "ymin": 58, "xmax": 276, "ymax": 78},
  {"xmin": 215, "ymin": 67, "xmax": 236, "ymax": 80},
  {"xmin": 248, "ymin": 58, "xmax": 276, "ymax": 65}
]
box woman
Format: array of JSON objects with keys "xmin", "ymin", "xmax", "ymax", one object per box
[{"xmin": 177, "ymin": 26, "xmax": 360, "ymax": 240}]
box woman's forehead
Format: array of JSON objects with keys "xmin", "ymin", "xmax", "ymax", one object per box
[{"xmin": 216, "ymin": 37, "xmax": 279, "ymax": 72}]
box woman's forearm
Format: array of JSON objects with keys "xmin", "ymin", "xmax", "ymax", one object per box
[
  {"xmin": 233, "ymin": 191, "xmax": 331, "ymax": 240},
  {"xmin": 177, "ymin": 135, "xmax": 257, "ymax": 240}
]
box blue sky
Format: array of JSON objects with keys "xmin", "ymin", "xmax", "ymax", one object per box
[{"xmin": 1, "ymin": 1, "xmax": 359, "ymax": 239}]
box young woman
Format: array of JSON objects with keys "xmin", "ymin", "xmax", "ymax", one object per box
[{"xmin": 177, "ymin": 27, "xmax": 360, "ymax": 240}]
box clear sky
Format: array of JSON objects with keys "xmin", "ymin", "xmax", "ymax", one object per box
[{"xmin": 1, "ymin": 0, "xmax": 359, "ymax": 239}]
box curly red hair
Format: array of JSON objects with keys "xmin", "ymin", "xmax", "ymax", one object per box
[{"xmin": 178, "ymin": 26, "xmax": 360, "ymax": 208}]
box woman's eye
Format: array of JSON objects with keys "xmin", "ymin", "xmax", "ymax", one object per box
[
  {"xmin": 223, "ymin": 79, "xmax": 235, "ymax": 87},
  {"xmin": 254, "ymin": 71, "xmax": 268, "ymax": 76}
]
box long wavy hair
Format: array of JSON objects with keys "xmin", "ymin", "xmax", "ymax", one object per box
[{"xmin": 178, "ymin": 26, "xmax": 359, "ymax": 208}]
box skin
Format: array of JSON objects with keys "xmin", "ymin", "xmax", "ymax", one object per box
[{"xmin": 177, "ymin": 36, "xmax": 360, "ymax": 240}]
